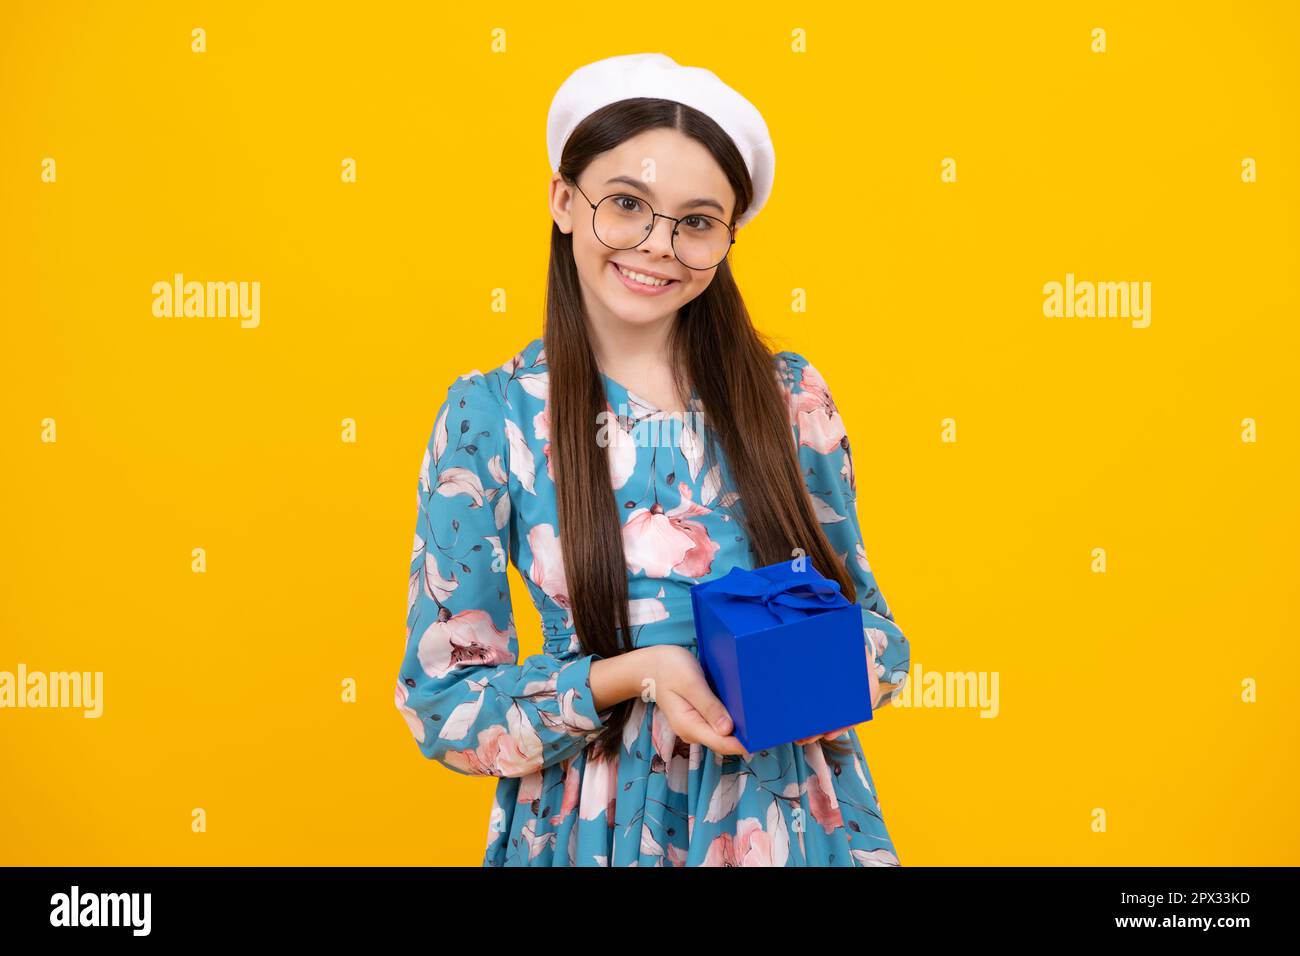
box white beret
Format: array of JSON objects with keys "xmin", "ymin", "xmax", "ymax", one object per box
[{"xmin": 546, "ymin": 52, "xmax": 775, "ymax": 229}]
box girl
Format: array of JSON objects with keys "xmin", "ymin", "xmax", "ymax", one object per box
[{"xmin": 395, "ymin": 53, "xmax": 911, "ymax": 866}]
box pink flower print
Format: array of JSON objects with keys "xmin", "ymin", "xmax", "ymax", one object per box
[
  {"xmin": 623, "ymin": 503, "xmax": 695, "ymax": 577},
  {"xmin": 533, "ymin": 402, "xmax": 553, "ymax": 483},
  {"xmin": 517, "ymin": 770, "xmax": 543, "ymax": 808},
  {"xmin": 802, "ymin": 743, "xmax": 845, "ymax": 834},
  {"xmin": 394, "ymin": 680, "xmax": 425, "ymax": 744},
  {"xmin": 549, "ymin": 758, "xmax": 583, "ymax": 827},
  {"xmin": 526, "ymin": 523, "xmax": 572, "ymax": 627},
  {"xmin": 533, "ymin": 403, "xmax": 548, "ymax": 447},
  {"xmin": 664, "ymin": 483, "xmax": 721, "ymax": 578},
  {"xmin": 623, "ymin": 487, "xmax": 721, "ymax": 579},
  {"xmin": 579, "ymin": 752, "xmax": 619, "ymax": 824},
  {"xmin": 794, "ymin": 363, "xmax": 847, "ymax": 454},
  {"xmin": 443, "ymin": 714, "xmax": 543, "ymax": 778},
  {"xmin": 702, "ymin": 817, "xmax": 776, "ymax": 866},
  {"xmin": 416, "ymin": 608, "xmax": 514, "ymax": 679}
]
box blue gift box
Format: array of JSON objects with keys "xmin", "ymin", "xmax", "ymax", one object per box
[{"xmin": 689, "ymin": 559, "xmax": 873, "ymax": 752}]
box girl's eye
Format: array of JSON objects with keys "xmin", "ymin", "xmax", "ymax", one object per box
[
  {"xmin": 682, "ymin": 215, "xmax": 715, "ymax": 232},
  {"xmin": 614, "ymin": 196, "xmax": 644, "ymax": 213}
]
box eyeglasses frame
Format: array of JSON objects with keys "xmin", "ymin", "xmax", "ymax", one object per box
[{"xmin": 567, "ymin": 176, "xmax": 737, "ymax": 271}]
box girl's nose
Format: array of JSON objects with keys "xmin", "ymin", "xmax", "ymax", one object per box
[{"xmin": 639, "ymin": 215, "xmax": 677, "ymax": 255}]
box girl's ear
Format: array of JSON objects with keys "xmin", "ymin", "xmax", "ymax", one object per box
[{"xmin": 549, "ymin": 174, "xmax": 576, "ymax": 235}]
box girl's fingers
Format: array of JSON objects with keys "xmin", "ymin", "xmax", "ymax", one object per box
[
  {"xmin": 793, "ymin": 727, "xmax": 851, "ymax": 745},
  {"xmin": 665, "ymin": 696, "xmax": 747, "ymax": 755}
]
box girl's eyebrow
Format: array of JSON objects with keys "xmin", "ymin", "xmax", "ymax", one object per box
[{"xmin": 604, "ymin": 175, "xmax": 726, "ymax": 215}]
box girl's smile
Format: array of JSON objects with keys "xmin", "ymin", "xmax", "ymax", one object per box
[{"xmin": 608, "ymin": 259, "xmax": 682, "ymax": 296}]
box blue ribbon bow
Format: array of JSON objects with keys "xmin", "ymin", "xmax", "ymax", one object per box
[{"xmin": 707, "ymin": 564, "xmax": 845, "ymax": 625}]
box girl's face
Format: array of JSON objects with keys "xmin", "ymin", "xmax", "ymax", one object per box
[{"xmin": 551, "ymin": 127, "xmax": 737, "ymax": 330}]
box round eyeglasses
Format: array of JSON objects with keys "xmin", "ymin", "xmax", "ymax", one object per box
[{"xmin": 568, "ymin": 177, "xmax": 736, "ymax": 271}]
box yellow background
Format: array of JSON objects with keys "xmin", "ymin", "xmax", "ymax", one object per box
[{"xmin": 1, "ymin": 1, "xmax": 1297, "ymax": 865}]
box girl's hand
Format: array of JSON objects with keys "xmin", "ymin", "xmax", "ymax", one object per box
[
  {"xmin": 794, "ymin": 726, "xmax": 853, "ymax": 746},
  {"xmin": 643, "ymin": 645, "xmax": 749, "ymax": 756}
]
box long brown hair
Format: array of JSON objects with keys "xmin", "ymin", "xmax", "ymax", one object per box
[{"xmin": 546, "ymin": 97, "xmax": 858, "ymax": 761}]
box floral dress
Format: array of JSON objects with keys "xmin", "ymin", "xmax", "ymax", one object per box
[{"xmin": 394, "ymin": 336, "xmax": 911, "ymax": 866}]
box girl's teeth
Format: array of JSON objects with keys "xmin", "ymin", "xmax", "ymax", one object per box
[{"xmin": 617, "ymin": 264, "xmax": 671, "ymax": 286}]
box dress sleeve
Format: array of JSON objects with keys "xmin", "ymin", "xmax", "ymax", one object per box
[
  {"xmin": 394, "ymin": 370, "xmax": 614, "ymax": 777},
  {"xmin": 779, "ymin": 353, "xmax": 912, "ymax": 711}
]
